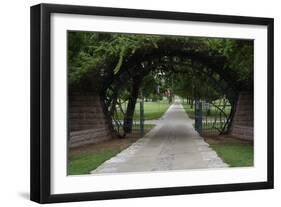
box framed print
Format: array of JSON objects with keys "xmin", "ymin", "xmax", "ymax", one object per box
[{"xmin": 30, "ymin": 3, "xmax": 274, "ymax": 203}]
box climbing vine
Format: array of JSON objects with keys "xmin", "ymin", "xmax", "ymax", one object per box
[{"xmin": 68, "ymin": 31, "xmax": 253, "ymax": 137}]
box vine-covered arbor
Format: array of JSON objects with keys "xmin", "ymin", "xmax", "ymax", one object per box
[{"xmin": 68, "ymin": 32, "xmax": 253, "ymax": 140}]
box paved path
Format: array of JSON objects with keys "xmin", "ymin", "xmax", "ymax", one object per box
[{"xmin": 91, "ymin": 98, "xmax": 228, "ymax": 174}]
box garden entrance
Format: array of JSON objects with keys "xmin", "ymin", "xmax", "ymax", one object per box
[{"xmin": 67, "ymin": 31, "xmax": 254, "ymax": 175}]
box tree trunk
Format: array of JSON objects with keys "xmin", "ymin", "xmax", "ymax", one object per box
[
  {"xmin": 123, "ymin": 76, "xmax": 142, "ymax": 133},
  {"xmin": 190, "ymin": 98, "xmax": 194, "ymax": 108},
  {"xmin": 168, "ymin": 94, "xmax": 173, "ymax": 104}
]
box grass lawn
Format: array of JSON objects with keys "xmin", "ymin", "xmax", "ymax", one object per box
[
  {"xmin": 116, "ymin": 100, "xmax": 171, "ymax": 121},
  {"xmin": 182, "ymin": 103, "xmax": 195, "ymax": 119},
  {"xmin": 134, "ymin": 101, "xmax": 171, "ymax": 120},
  {"xmin": 204, "ymin": 137, "xmax": 254, "ymax": 167},
  {"xmin": 68, "ymin": 149, "xmax": 121, "ymax": 175},
  {"xmin": 68, "ymin": 124, "xmax": 155, "ymax": 175},
  {"xmin": 181, "ymin": 101, "xmax": 231, "ymax": 119}
]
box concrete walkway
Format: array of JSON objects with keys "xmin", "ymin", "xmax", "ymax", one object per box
[{"xmin": 91, "ymin": 98, "xmax": 228, "ymax": 174}]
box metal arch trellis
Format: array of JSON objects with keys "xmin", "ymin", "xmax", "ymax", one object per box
[
  {"xmin": 210, "ymin": 98, "xmax": 232, "ymax": 133},
  {"xmin": 103, "ymin": 77, "xmax": 127, "ymax": 138},
  {"xmin": 184, "ymin": 61, "xmax": 238, "ymax": 135},
  {"xmin": 102, "ymin": 63, "xmax": 148, "ymax": 138},
  {"xmin": 101, "ymin": 49, "xmax": 239, "ymax": 138},
  {"xmin": 194, "ymin": 94, "xmax": 234, "ymax": 136},
  {"xmin": 106, "ymin": 74, "xmax": 236, "ymax": 138},
  {"xmin": 112, "ymin": 98, "xmax": 127, "ymax": 137},
  {"xmin": 150, "ymin": 60, "xmax": 238, "ymax": 136}
]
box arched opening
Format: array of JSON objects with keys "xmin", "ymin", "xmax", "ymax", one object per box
[
  {"xmin": 99, "ymin": 41, "xmax": 249, "ymax": 137},
  {"xmin": 68, "ymin": 32, "xmax": 253, "ymax": 140},
  {"xmin": 67, "ymin": 31, "xmax": 254, "ymax": 174},
  {"xmin": 69, "ymin": 32, "xmax": 253, "ymax": 140}
]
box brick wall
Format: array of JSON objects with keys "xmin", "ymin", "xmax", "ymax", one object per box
[
  {"xmin": 69, "ymin": 92, "xmax": 112, "ymax": 148},
  {"xmin": 230, "ymin": 92, "xmax": 253, "ymax": 140}
]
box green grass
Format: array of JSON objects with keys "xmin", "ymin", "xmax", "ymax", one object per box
[
  {"xmin": 134, "ymin": 101, "xmax": 171, "ymax": 120},
  {"xmin": 132, "ymin": 124, "xmax": 156, "ymax": 130},
  {"xmin": 68, "ymin": 149, "xmax": 120, "ymax": 175},
  {"xmin": 181, "ymin": 101, "xmax": 231, "ymax": 119},
  {"xmin": 116, "ymin": 100, "xmax": 171, "ymax": 121},
  {"xmin": 192, "ymin": 122, "xmax": 226, "ymax": 130},
  {"xmin": 206, "ymin": 139, "xmax": 254, "ymax": 167},
  {"xmin": 68, "ymin": 124, "xmax": 156, "ymax": 175},
  {"xmin": 182, "ymin": 103, "xmax": 195, "ymax": 119}
]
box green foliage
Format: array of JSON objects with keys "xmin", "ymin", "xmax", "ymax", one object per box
[
  {"xmin": 133, "ymin": 101, "xmax": 171, "ymax": 120},
  {"xmin": 141, "ymin": 74, "xmax": 158, "ymax": 99},
  {"xmin": 171, "ymin": 69, "xmax": 221, "ymax": 101},
  {"xmin": 68, "ymin": 32, "xmax": 162, "ymax": 85},
  {"xmin": 68, "ymin": 31, "xmax": 253, "ymax": 92},
  {"xmin": 206, "ymin": 38, "xmax": 254, "ymax": 88},
  {"xmin": 114, "ymin": 46, "xmax": 125, "ymax": 74},
  {"xmin": 115, "ymin": 100, "xmax": 171, "ymax": 121}
]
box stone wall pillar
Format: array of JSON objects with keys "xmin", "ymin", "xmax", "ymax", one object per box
[
  {"xmin": 69, "ymin": 92, "xmax": 112, "ymax": 148},
  {"xmin": 230, "ymin": 92, "xmax": 253, "ymax": 140}
]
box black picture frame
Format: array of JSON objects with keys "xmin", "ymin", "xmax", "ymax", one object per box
[{"xmin": 30, "ymin": 3, "xmax": 274, "ymax": 204}]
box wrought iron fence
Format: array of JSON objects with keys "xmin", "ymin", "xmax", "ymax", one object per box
[
  {"xmin": 111, "ymin": 97, "xmax": 152, "ymax": 138},
  {"xmin": 194, "ymin": 98, "xmax": 232, "ymax": 136},
  {"xmin": 111, "ymin": 96, "xmax": 232, "ymax": 138}
]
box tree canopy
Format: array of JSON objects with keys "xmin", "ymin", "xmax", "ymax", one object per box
[
  {"xmin": 68, "ymin": 31, "xmax": 253, "ymax": 136},
  {"xmin": 68, "ymin": 31, "xmax": 253, "ymax": 93}
]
